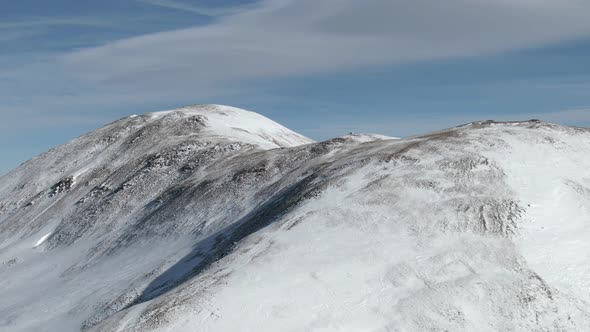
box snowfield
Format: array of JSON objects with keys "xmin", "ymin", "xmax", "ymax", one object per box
[{"xmin": 1, "ymin": 106, "xmax": 590, "ymax": 331}]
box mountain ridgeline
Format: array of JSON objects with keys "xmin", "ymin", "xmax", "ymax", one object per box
[{"xmin": 1, "ymin": 105, "xmax": 590, "ymax": 331}]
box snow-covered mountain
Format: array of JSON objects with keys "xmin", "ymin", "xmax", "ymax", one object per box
[{"xmin": 1, "ymin": 106, "xmax": 590, "ymax": 331}]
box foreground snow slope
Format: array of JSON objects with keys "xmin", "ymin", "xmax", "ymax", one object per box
[{"xmin": 1, "ymin": 108, "xmax": 589, "ymax": 331}]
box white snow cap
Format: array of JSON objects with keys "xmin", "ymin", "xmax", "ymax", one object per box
[{"xmin": 148, "ymin": 104, "xmax": 314, "ymax": 149}]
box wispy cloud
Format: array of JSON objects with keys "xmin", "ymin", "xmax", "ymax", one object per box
[
  {"xmin": 0, "ymin": 17, "xmax": 109, "ymax": 29},
  {"xmin": 0, "ymin": 30, "xmax": 36, "ymax": 42},
  {"xmin": 0, "ymin": 17, "xmax": 115, "ymax": 44},
  {"xmin": 62, "ymin": 0, "xmax": 590, "ymax": 100},
  {"xmin": 138, "ymin": 0, "xmax": 259, "ymax": 17}
]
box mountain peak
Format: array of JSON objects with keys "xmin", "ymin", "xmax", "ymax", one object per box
[{"xmin": 145, "ymin": 104, "xmax": 313, "ymax": 149}]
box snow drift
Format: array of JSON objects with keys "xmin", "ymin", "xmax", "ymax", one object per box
[{"xmin": 1, "ymin": 106, "xmax": 590, "ymax": 331}]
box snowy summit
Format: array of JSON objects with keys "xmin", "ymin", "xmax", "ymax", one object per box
[{"xmin": 147, "ymin": 104, "xmax": 313, "ymax": 149}]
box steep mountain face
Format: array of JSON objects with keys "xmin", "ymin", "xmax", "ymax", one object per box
[{"xmin": 1, "ymin": 107, "xmax": 590, "ymax": 331}]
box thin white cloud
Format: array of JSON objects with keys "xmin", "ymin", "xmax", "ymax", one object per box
[
  {"xmin": 138, "ymin": 0, "xmax": 259, "ymax": 17},
  {"xmin": 0, "ymin": 30, "xmax": 36, "ymax": 42},
  {"xmin": 0, "ymin": 17, "xmax": 115, "ymax": 43},
  {"xmin": 0, "ymin": 17, "xmax": 109, "ymax": 29},
  {"xmin": 62, "ymin": 0, "xmax": 590, "ymax": 98}
]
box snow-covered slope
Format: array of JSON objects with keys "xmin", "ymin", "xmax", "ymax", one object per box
[{"xmin": 1, "ymin": 108, "xmax": 590, "ymax": 331}]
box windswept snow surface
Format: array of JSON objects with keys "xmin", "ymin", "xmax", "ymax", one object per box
[{"xmin": 1, "ymin": 108, "xmax": 590, "ymax": 331}]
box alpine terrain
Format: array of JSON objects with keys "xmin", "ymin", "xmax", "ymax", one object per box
[{"xmin": 1, "ymin": 104, "xmax": 590, "ymax": 331}]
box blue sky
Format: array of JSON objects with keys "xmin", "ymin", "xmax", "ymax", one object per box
[{"xmin": 2, "ymin": 0, "xmax": 590, "ymax": 174}]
